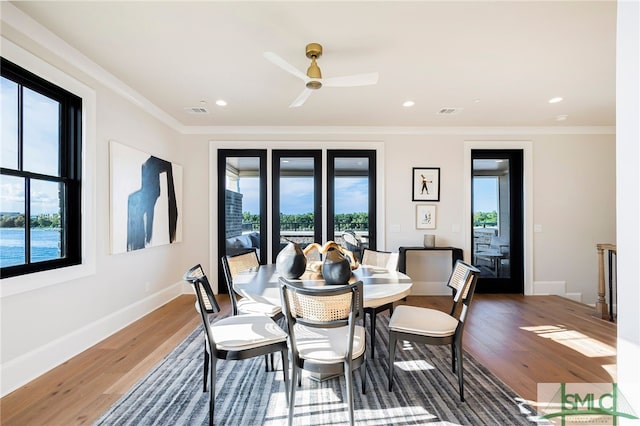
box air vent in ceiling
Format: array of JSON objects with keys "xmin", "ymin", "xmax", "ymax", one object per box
[
  {"xmin": 184, "ymin": 105, "xmax": 209, "ymax": 114},
  {"xmin": 437, "ymin": 107, "xmax": 462, "ymax": 115}
]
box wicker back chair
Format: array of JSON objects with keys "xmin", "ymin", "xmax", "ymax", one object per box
[
  {"xmin": 388, "ymin": 260, "xmax": 480, "ymax": 401},
  {"xmin": 183, "ymin": 264, "xmax": 289, "ymax": 426},
  {"xmin": 221, "ymin": 251, "xmax": 284, "ymax": 371},
  {"xmin": 361, "ymin": 249, "xmax": 399, "ymax": 272},
  {"xmin": 280, "ymin": 278, "xmax": 366, "ymax": 426},
  {"xmin": 360, "ymin": 249, "xmax": 400, "ymax": 358},
  {"xmin": 342, "ymin": 230, "xmax": 363, "ymax": 262}
]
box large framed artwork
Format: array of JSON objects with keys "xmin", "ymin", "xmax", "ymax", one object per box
[
  {"xmin": 412, "ymin": 167, "xmax": 440, "ymax": 201},
  {"xmin": 110, "ymin": 140, "xmax": 183, "ymax": 254}
]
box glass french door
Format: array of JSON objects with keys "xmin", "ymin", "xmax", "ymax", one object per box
[
  {"xmin": 217, "ymin": 150, "xmax": 266, "ymax": 289},
  {"xmin": 217, "ymin": 148, "xmax": 377, "ymax": 287},
  {"xmin": 471, "ymin": 149, "xmax": 523, "ymax": 293},
  {"xmin": 327, "ymin": 150, "xmax": 377, "ymax": 259},
  {"xmin": 271, "ymin": 150, "xmax": 322, "ymax": 261}
]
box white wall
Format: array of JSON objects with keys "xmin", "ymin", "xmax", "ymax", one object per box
[
  {"xmin": 203, "ymin": 132, "xmax": 615, "ymax": 301},
  {"xmin": 0, "ymin": 7, "xmax": 207, "ymax": 396},
  {"xmin": 616, "ymin": 0, "xmax": 640, "ymax": 420}
]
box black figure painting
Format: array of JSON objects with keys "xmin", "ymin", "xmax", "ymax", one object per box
[
  {"xmin": 110, "ymin": 141, "xmax": 182, "ymax": 254},
  {"xmin": 127, "ymin": 156, "xmax": 178, "ymax": 251}
]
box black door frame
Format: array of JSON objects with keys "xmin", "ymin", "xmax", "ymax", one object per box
[
  {"xmin": 271, "ymin": 150, "xmax": 323, "ymax": 263},
  {"xmin": 217, "ymin": 149, "xmax": 267, "ymax": 291},
  {"xmin": 327, "ymin": 150, "xmax": 377, "ymax": 250},
  {"xmin": 471, "ymin": 149, "xmax": 524, "ymax": 293}
]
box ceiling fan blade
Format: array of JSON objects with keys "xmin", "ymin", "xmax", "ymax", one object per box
[
  {"xmin": 322, "ymin": 72, "xmax": 379, "ymax": 87},
  {"xmin": 263, "ymin": 51, "xmax": 308, "ymax": 82},
  {"xmin": 289, "ymin": 88, "xmax": 313, "ymax": 108}
]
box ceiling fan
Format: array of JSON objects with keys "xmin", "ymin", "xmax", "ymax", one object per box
[{"xmin": 264, "ymin": 43, "xmax": 379, "ymax": 108}]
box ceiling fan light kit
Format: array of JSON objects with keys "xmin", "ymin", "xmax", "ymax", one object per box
[{"xmin": 264, "ymin": 42, "xmax": 379, "ymax": 107}]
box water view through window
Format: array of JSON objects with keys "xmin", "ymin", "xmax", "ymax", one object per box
[{"xmin": 0, "ymin": 74, "xmax": 66, "ymax": 269}]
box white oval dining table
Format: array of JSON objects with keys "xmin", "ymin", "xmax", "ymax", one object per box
[{"xmin": 232, "ymin": 263, "xmax": 413, "ymax": 308}]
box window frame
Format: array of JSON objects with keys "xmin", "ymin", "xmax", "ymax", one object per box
[
  {"xmin": 327, "ymin": 149, "xmax": 377, "ymax": 250},
  {"xmin": 1, "ymin": 57, "xmax": 83, "ymax": 279},
  {"xmin": 217, "ymin": 149, "xmax": 267, "ymax": 289},
  {"xmin": 271, "ymin": 150, "xmax": 323, "ymax": 262}
]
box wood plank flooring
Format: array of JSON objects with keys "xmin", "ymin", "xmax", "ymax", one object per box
[{"xmin": 0, "ymin": 294, "xmax": 616, "ymax": 425}]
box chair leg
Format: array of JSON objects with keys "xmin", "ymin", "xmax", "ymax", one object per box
[
  {"xmin": 455, "ymin": 341, "xmax": 465, "ymax": 402},
  {"xmin": 203, "ymin": 345, "xmax": 209, "ymax": 392},
  {"xmin": 345, "ymin": 360, "xmax": 355, "ymax": 426},
  {"xmin": 361, "ymin": 356, "xmax": 367, "ymax": 395},
  {"xmin": 288, "ymin": 364, "xmax": 297, "ymax": 426},
  {"xmin": 370, "ymin": 312, "xmax": 377, "ymax": 359},
  {"xmin": 264, "ymin": 354, "xmax": 270, "ymax": 372},
  {"xmin": 271, "ymin": 352, "xmax": 275, "ymax": 372},
  {"xmin": 388, "ymin": 332, "xmax": 397, "ymax": 392},
  {"xmin": 208, "ymin": 356, "xmax": 216, "ymax": 426},
  {"xmin": 451, "ymin": 343, "xmax": 456, "ymax": 373},
  {"xmin": 281, "ymin": 350, "xmax": 290, "ymax": 406}
]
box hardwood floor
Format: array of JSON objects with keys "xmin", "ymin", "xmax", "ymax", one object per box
[{"xmin": 0, "ymin": 294, "xmax": 616, "ymax": 425}]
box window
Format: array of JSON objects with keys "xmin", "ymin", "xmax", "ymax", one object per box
[
  {"xmin": 216, "ymin": 147, "xmax": 378, "ymax": 291},
  {"xmin": 1, "ymin": 57, "xmax": 82, "ymax": 278},
  {"xmin": 327, "ymin": 150, "xmax": 377, "ymax": 254},
  {"xmin": 271, "ymin": 150, "xmax": 322, "ymax": 260},
  {"xmin": 217, "ymin": 149, "xmax": 267, "ymax": 286}
]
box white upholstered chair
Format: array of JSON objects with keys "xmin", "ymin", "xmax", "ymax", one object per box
[
  {"xmin": 360, "ymin": 248, "xmax": 399, "ymax": 358},
  {"xmin": 221, "ymin": 251, "xmax": 284, "ymax": 371},
  {"xmin": 388, "ymin": 260, "xmax": 480, "ymax": 401},
  {"xmin": 183, "ymin": 264, "xmax": 289, "ymax": 426},
  {"xmin": 280, "ymin": 278, "xmax": 366, "ymax": 426}
]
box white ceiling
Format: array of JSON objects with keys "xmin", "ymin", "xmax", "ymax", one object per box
[{"xmin": 11, "ymin": 1, "xmax": 617, "ymax": 129}]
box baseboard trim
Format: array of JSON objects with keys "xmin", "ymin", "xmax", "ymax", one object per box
[
  {"xmin": 532, "ymin": 281, "xmax": 582, "ymax": 303},
  {"xmin": 412, "ymin": 280, "xmax": 583, "ymax": 301},
  {"xmin": 0, "ymin": 282, "xmax": 183, "ymax": 397}
]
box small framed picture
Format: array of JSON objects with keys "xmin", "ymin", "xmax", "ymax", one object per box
[
  {"xmin": 412, "ymin": 167, "xmax": 440, "ymax": 201},
  {"xmin": 416, "ymin": 204, "xmax": 437, "ymax": 229}
]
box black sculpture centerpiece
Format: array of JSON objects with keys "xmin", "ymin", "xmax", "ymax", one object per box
[
  {"xmin": 321, "ymin": 247, "xmax": 352, "ymax": 285},
  {"xmin": 276, "ymin": 241, "xmax": 307, "ymax": 279}
]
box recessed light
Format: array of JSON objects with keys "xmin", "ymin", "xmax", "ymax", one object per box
[
  {"xmin": 473, "ymin": 99, "xmax": 481, "ymax": 103},
  {"xmin": 556, "ymin": 114, "xmax": 569, "ymax": 121},
  {"xmin": 402, "ymin": 100, "xmax": 415, "ymax": 107},
  {"xmin": 548, "ymin": 97, "xmax": 563, "ymax": 104},
  {"xmin": 215, "ymin": 99, "xmax": 227, "ymax": 107}
]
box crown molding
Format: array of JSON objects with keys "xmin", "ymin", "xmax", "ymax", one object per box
[
  {"xmin": 182, "ymin": 125, "xmax": 615, "ymax": 136},
  {"xmin": 1, "ymin": 3, "xmax": 184, "ymax": 133}
]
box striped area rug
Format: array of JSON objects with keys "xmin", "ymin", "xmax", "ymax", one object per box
[{"xmin": 95, "ymin": 315, "xmax": 539, "ymax": 425}]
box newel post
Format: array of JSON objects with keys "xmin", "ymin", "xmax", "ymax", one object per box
[{"xmin": 595, "ymin": 243, "xmax": 616, "ymax": 319}]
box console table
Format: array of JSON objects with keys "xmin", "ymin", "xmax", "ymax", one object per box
[{"xmin": 398, "ymin": 246, "xmax": 464, "ymax": 274}]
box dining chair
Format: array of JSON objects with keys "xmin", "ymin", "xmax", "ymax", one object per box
[
  {"xmin": 387, "ymin": 260, "xmax": 480, "ymax": 402},
  {"xmin": 342, "ymin": 230, "xmax": 363, "ymax": 262},
  {"xmin": 280, "ymin": 278, "xmax": 366, "ymax": 426},
  {"xmin": 221, "ymin": 251, "xmax": 284, "ymax": 371},
  {"xmin": 360, "ymin": 248, "xmax": 400, "ymax": 358},
  {"xmin": 183, "ymin": 264, "xmax": 289, "ymax": 426}
]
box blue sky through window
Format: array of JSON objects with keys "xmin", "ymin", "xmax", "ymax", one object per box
[
  {"xmin": 239, "ymin": 176, "xmax": 369, "ymax": 215},
  {"xmin": 1, "ymin": 77, "xmax": 61, "ymax": 215},
  {"xmin": 473, "ymin": 177, "xmax": 498, "ymax": 212}
]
